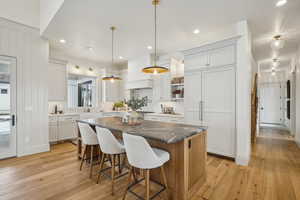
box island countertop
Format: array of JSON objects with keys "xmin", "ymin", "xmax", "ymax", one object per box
[{"xmin": 77, "ymin": 117, "xmax": 207, "ymax": 144}]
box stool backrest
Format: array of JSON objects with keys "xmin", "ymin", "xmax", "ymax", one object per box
[
  {"xmin": 77, "ymin": 122, "xmax": 98, "ymax": 145},
  {"xmin": 123, "ymin": 133, "xmax": 161, "ymax": 169},
  {"xmin": 96, "ymin": 127, "xmax": 124, "ymax": 154}
]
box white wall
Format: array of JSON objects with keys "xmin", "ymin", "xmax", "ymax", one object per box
[
  {"xmin": 0, "ymin": 0, "xmax": 40, "ymax": 28},
  {"xmin": 295, "ymin": 45, "xmax": 300, "ymax": 147},
  {"xmin": 40, "ymin": 0, "xmax": 65, "ymax": 34},
  {"xmin": 235, "ymin": 21, "xmax": 253, "ymax": 165},
  {"xmin": 0, "ymin": 18, "xmax": 49, "ymax": 156}
]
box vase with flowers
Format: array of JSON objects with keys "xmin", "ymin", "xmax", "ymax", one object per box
[{"xmin": 124, "ymin": 96, "xmax": 148, "ymax": 125}]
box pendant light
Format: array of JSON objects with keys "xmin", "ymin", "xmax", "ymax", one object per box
[
  {"xmin": 270, "ymin": 35, "xmax": 285, "ymax": 50},
  {"xmin": 102, "ymin": 26, "xmax": 122, "ymax": 82},
  {"xmin": 142, "ymin": 0, "xmax": 169, "ymax": 74}
]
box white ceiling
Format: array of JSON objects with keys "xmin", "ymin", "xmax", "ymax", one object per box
[
  {"xmin": 43, "ymin": 0, "xmax": 300, "ymax": 70},
  {"xmin": 0, "ymin": 0, "xmax": 40, "ymax": 28}
]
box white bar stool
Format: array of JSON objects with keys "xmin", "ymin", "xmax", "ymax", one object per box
[
  {"xmin": 96, "ymin": 127, "xmax": 127, "ymax": 195},
  {"xmin": 77, "ymin": 122, "xmax": 99, "ymax": 178},
  {"xmin": 122, "ymin": 133, "xmax": 170, "ymax": 200}
]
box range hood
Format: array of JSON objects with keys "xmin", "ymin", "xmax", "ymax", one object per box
[
  {"xmin": 126, "ymin": 79, "xmax": 153, "ymax": 90},
  {"xmin": 126, "ymin": 55, "xmax": 154, "ymax": 90}
]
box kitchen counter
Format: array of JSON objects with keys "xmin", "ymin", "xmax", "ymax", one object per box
[
  {"xmin": 77, "ymin": 117, "xmax": 206, "ymax": 144},
  {"xmin": 77, "ymin": 117, "xmax": 207, "ymax": 200}
]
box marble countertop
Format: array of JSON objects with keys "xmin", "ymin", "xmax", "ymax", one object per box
[{"xmin": 78, "ymin": 117, "xmax": 207, "ymax": 144}]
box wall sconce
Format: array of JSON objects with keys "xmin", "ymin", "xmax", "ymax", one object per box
[{"xmin": 89, "ymin": 67, "xmax": 93, "ymax": 71}]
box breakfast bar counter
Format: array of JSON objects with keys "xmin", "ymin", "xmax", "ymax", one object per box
[{"xmin": 77, "ymin": 117, "xmax": 207, "ymax": 200}]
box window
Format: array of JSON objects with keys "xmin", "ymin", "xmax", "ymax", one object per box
[{"xmin": 67, "ymin": 75, "xmax": 96, "ymax": 107}]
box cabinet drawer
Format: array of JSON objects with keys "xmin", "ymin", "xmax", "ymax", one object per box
[{"xmin": 59, "ymin": 115, "xmax": 79, "ymax": 121}]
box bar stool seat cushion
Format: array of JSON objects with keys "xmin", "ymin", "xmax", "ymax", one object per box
[{"xmin": 152, "ymin": 148, "xmax": 170, "ymax": 165}]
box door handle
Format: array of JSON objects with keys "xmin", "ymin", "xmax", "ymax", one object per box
[
  {"xmin": 199, "ymin": 101, "xmax": 202, "ymax": 121},
  {"xmin": 12, "ymin": 115, "xmax": 16, "ymax": 126},
  {"xmin": 201, "ymin": 101, "xmax": 204, "ymax": 121}
]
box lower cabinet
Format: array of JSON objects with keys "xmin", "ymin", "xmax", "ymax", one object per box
[{"xmin": 49, "ymin": 115, "xmax": 79, "ymax": 143}]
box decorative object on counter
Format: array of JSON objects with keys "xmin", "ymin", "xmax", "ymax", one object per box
[
  {"xmin": 102, "ymin": 26, "xmax": 122, "ymax": 82},
  {"xmin": 113, "ymin": 101, "xmax": 126, "ymax": 111},
  {"xmin": 161, "ymin": 104, "xmax": 175, "ymax": 114},
  {"xmin": 124, "ymin": 97, "xmax": 148, "ymax": 125},
  {"xmin": 171, "ymin": 76, "xmax": 184, "ymax": 84},
  {"xmin": 142, "ymin": 0, "xmax": 169, "ymax": 74}
]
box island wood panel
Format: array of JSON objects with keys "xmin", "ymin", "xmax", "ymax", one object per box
[{"xmin": 77, "ymin": 125, "xmax": 207, "ymax": 200}]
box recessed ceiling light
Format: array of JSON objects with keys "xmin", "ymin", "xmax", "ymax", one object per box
[
  {"xmin": 193, "ymin": 29, "xmax": 200, "ymax": 34},
  {"xmin": 59, "ymin": 39, "xmax": 66, "ymax": 44},
  {"xmin": 119, "ymin": 56, "xmax": 123, "ymax": 59},
  {"xmin": 87, "ymin": 47, "xmax": 93, "ymax": 51},
  {"xmin": 276, "ymin": 0, "xmax": 287, "ymax": 7},
  {"xmin": 147, "ymin": 46, "xmax": 153, "ymax": 50}
]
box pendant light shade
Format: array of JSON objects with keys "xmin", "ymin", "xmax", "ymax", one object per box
[
  {"xmin": 102, "ymin": 26, "xmax": 122, "ymax": 81},
  {"xmin": 142, "ymin": 0, "xmax": 169, "ymax": 74},
  {"xmin": 270, "ymin": 35, "xmax": 285, "ymax": 50}
]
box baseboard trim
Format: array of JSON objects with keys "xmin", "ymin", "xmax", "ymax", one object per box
[
  {"xmin": 18, "ymin": 144, "xmax": 50, "ymax": 157},
  {"xmin": 235, "ymin": 155, "xmax": 250, "ymax": 166}
]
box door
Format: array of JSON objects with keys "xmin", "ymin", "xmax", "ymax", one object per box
[
  {"xmin": 202, "ymin": 66, "xmax": 235, "ymax": 157},
  {"xmin": 260, "ymin": 83, "xmax": 282, "ymax": 124},
  {"xmin": 184, "ymin": 71, "xmax": 202, "ymax": 122},
  {"xmin": 0, "ymin": 56, "xmax": 17, "ymax": 159}
]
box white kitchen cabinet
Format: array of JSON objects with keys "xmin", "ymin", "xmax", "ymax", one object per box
[
  {"xmin": 183, "ymin": 40, "xmax": 236, "ymax": 158},
  {"xmin": 184, "ymin": 45, "xmax": 235, "ymax": 71},
  {"xmin": 58, "ymin": 115, "xmax": 79, "ymax": 141},
  {"xmin": 48, "ymin": 61, "xmax": 67, "ymax": 101},
  {"xmin": 49, "ymin": 116, "xmax": 58, "ymax": 143},
  {"xmin": 105, "ymin": 80, "xmax": 121, "ymax": 102}
]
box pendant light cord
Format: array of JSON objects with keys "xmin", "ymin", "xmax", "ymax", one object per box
[
  {"xmin": 154, "ymin": 1, "xmax": 157, "ymax": 66},
  {"xmin": 111, "ymin": 27, "xmax": 114, "ymax": 68}
]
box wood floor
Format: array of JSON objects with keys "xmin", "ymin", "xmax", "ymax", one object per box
[{"xmin": 0, "ymin": 128, "xmax": 300, "ymax": 200}]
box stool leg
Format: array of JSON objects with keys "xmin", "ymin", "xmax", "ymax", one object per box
[
  {"xmin": 80, "ymin": 145, "xmax": 87, "ymax": 171},
  {"xmin": 97, "ymin": 153, "xmax": 106, "ymax": 184},
  {"xmin": 161, "ymin": 166, "xmax": 169, "ymax": 199},
  {"xmin": 118, "ymin": 154, "xmax": 121, "ymax": 174},
  {"xmin": 111, "ymin": 154, "xmax": 116, "ymax": 195},
  {"xmin": 89, "ymin": 145, "xmax": 94, "ymax": 178},
  {"xmin": 122, "ymin": 166, "xmax": 133, "ymax": 200},
  {"xmin": 145, "ymin": 169, "xmax": 150, "ymax": 200}
]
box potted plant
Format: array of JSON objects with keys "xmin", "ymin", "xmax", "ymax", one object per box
[{"xmin": 124, "ymin": 96, "xmax": 148, "ymax": 125}]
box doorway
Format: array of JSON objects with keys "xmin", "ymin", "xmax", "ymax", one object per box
[
  {"xmin": 259, "ymin": 82, "xmax": 292, "ymax": 140},
  {"xmin": 0, "ymin": 56, "xmax": 17, "ymax": 159}
]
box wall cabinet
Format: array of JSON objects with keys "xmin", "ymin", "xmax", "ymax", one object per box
[
  {"xmin": 48, "ymin": 61, "xmax": 67, "ymax": 101},
  {"xmin": 185, "ymin": 45, "xmax": 235, "ymax": 71},
  {"xmin": 184, "ymin": 43, "xmax": 236, "ymax": 158}
]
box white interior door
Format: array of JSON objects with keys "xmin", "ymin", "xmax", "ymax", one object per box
[
  {"xmin": 0, "ymin": 56, "xmax": 17, "ymax": 159},
  {"xmin": 260, "ymin": 83, "xmax": 282, "ymax": 124},
  {"xmin": 202, "ymin": 67, "xmax": 235, "ymax": 157}
]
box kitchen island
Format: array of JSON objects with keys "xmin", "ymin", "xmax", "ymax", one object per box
[{"xmin": 77, "ymin": 117, "xmax": 207, "ymax": 200}]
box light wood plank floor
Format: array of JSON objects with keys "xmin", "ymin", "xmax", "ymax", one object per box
[{"xmin": 0, "ymin": 128, "xmax": 300, "ymax": 200}]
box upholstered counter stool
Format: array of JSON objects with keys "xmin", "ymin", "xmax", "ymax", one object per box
[
  {"xmin": 77, "ymin": 122, "xmax": 99, "ymax": 178},
  {"xmin": 122, "ymin": 133, "xmax": 170, "ymax": 200},
  {"xmin": 96, "ymin": 127, "xmax": 127, "ymax": 195}
]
